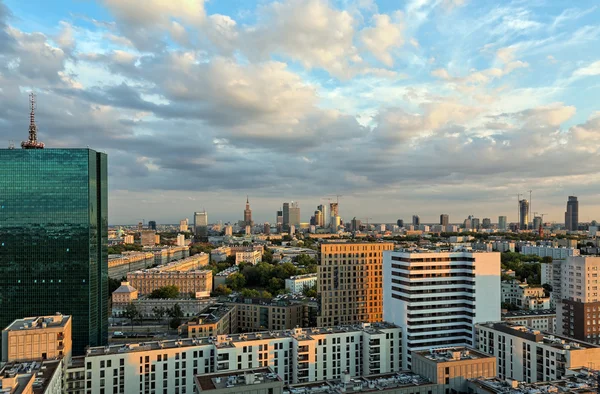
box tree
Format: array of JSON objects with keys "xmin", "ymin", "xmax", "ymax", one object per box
[
  {"xmin": 267, "ymin": 277, "xmax": 285, "ymax": 294},
  {"xmin": 302, "ymin": 284, "xmax": 318, "ymax": 298},
  {"xmin": 212, "ymin": 284, "xmax": 233, "ymax": 296},
  {"xmin": 152, "ymin": 306, "xmax": 167, "ymax": 326},
  {"xmin": 262, "ymin": 248, "xmax": 274, "ymax": 264},
  {"xmin": 225, "ymin": 255, "xmax": 237, "ymax": 265},
  {"xmin": 108, "ymin": 277, "xmax": 122, "ymax": 297},
  {"xmin": 148, "ymin": 285, "xmax": 180, "ymax": 299},
  {"xmin": 168, "ymin": 303, "xmax": 184, "ymax": 330},
  {"xmin": 226, "ymin": 272, "xmax": 247, "ymax": 291},
  {"xmin": 122, "ymin": 303, "xmax": 139, "ymax": 331}
]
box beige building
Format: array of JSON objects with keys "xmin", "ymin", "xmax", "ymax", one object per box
[
  {"xmin": 180, "ymin": 304, "xmax": 238, "ymax": 338},
  {"xmin": 318, "ymin": 242, "xmax": 394, "ymax": 326},
  {"xmin": 235, "ymin": 300, "xmax": 306, "ymax": 331},
  {"xmin": 235, "ymin": 250, "xmax": 262, "ymax": 265},
  {"xmin": 0, "ymin": 359, "xmax": 63, "ymax": 394},
  {"xmin": 411, "ymin": 347, "xmax": 496, "ymax": 393},
  {"xmin": 123, "ymin": 234, "xmax": 134, "ymax": 244},
  {"xmin": 502, "ymin": 309, "xmax": 556, "ymax": 332},
  {"xmin": 157, "ymin": 252, "xmax": 209, "ymax": 272},
  {"xmin": 1, "ymin": 314, "xmax": 72, "ymax": 363},
  {"xmin": 111, "ymin": 281, "xmax": 138, "ymax": 304},
  {"xmin": 127, "ymin": 269, "xmax": 213, "ymax": 297},
  {"xmin": 140, "ymin": 230, "xmax": 157, "ymax": 246}
]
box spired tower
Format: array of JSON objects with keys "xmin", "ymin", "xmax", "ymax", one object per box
[{"xmin": 244, "ymin": 196, "xmax": 253, "ymax": 226}]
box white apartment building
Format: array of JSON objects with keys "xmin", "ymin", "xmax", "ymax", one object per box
[
  {"xmin": 493, "ymin": 241, "xmax": 515, "ymax": 253},
  {"xmin": 383, "ymin": 251, "xmax": 500, "ymax": 367},
  {"xmin": 64, "ymin": 323, "xmax": 402, "ymax": 394},
  {"xmin": 520, "ymin": 246, "xmax": 579, "ymax": 259},
  {"xmin": 541, "ymin": 262, "xmax": 554, "ymax": 286},
  {"xmin": 501, "ymin": 280, "xmax": 550, "ymax": 310},
  {"xmin": 236, "ymin": 250, "xmax": 262, "ymax": 265},
  {"xmin": 502, "ymin": 310, "xmax": 556, "ymax": 333},
  {"xmin": 476, "ymin": 322, "xmax": 600, "ymax": 383},
  {"xmin": 285, "ymin": 274, "xmax": 317, "ymax": 294}
]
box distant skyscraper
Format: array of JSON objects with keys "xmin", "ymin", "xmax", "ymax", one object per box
[
  {"xmin": 397, "ymin": 219, "xmax": 404, "ymax": 228},
  {"xmin": 282, "ymin": 203, "xmax": 290, "ymax": 228},
  {"xmin": 519, "ymin": 199, "xmax": 530, "ymax": 230},
  {"xmin": 320, "ymin": 203, "xmax": 330, "ymax": 227},
  {"xmin": 276, "ymin": 210, "xmax": 283, "ymax": 225},
  {"xmin": 317, "ymin": 204, "xmax": 326, "ymax": 227},
  {"xmin": 263, "ymin": 223, "xmax": 270, "ymax": 235},
  {"xmin": 148, "ymin": 220, "xmax": 157, "ymax": 230},
  {"xmin": 440, "ymin": 214, "xmax": 449, "ymax": 227},
  {"xmin": 565, "ymin": 196, "xmax": 579, "ymax": 231},
  {"xmin": 498, "ymin": 216, "xmax": 507, "ymax": 231},
  {"xmin": 243, "ymin": 196, "xmax": 253, "ymax": 226},
  {"xmin": 179, "ymin": 219, "xmax": 188, "ymax": 232},
  {"xmin": 330, "ymin": 202, "xmax": 339, "ymax": 226},
  {"xmin": 351, "ymin": 217, "xmax": 362, "ymax": 232},
  {"xmin": 533, "ymin": 216, "xmax": 542, "ymax": 232},
  {"xmin": 412, "ymin": 215, "xmax": 420, "ymax": 226},
  {"xmin": 194, "ymin": 211, "xmax": 208, "ymax": 237},
  {"xmin": 0, "ymin": 147, "xmax": 108, "ymax": 354},
  {"xmin": 482, "ymin": 218, "xmax": 491, "ymax": 229},
  {"xmin": 314, "ymin": 210, "xmax": 323, "ymax": 227},
  {"xmin": 289, "ymin": 202, "xmax": 300, "ymax": 227},
  {"xmin": 470, "ymin": 216, "xmax": 480, "ymax": 230}
]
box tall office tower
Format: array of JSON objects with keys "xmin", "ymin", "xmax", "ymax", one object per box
[
  {"xmin": 320, "ymin": 203, "xmax": 330, "ymax": 227},
  {"xmin": 179, "ymin": 219, "xmax": 188, "ymax": 232},
  {"xmin": 282, "ymin": 203, "xmax": 290, "ymax": 229},
  {"xmin": 533, "ymin": 216, "xmax": 542, "ymax": 232},
  {"xmin": 440, "ymin": 214, "xmax": 449, "ymax": 227},
  {"xmin": 463, "ymin": 218, "xmax": 472, "ymax": 230},
  {"xmin": 243, "ymin": 196, "xmax": 253, "ymax": 226},
  {"xmin": 330, "ymin": 202, "xmax": 339, "ymax": 219},
  {"xmin": 482, "ymin": 218, "xmax": 491, "ymax": 229},
  {"xmin": 316, "ymin": 204, "xmax": 326, "ymax": 226},
  {"xmin": 263, "ymin": 223, "xmax": 270, "ymax": 235},
  {"xmin": 0, "ymin": 118, "xmax": 108, "ymax": 354},
  {"xmin": 276, "ymin": 210, "xmax": 283, "ymax": 226},
  {"xmin": 519, "ymin": 199, "xmax": 529, "ymax": 230},
  {"xmin": 314, "ymin": 210, "xmax": 323, "ymax": 227},
  {"xmin": 351, "ymin": 217, "xmax": 362, "ymax": 232},
  {"xmin": 556, "ymin": 256, "xmax": 600, "ymax": 344},
  {"xmin": 193, "ymin": 211, "xmax": 208, "ymax": 237},
  {"xmin": 318, "ymin": 242, "xmax": 394, "ymax": 326},
  {"xmin": 148, "ymin": 220, "xmax": 156, "ymax": 230},
  {"xmin": 498, "ymin": 216, "xmax": 507, "ymax": 231},
  {"xmin": 383, "ymin": 251, "xmax": 500, "ymax": 367},
  {"xmin": 289, "ymin": 202, "xmax": 301, "ymax": 227},
  {"xmin": 397, "ymin": 219, "xmax": 404, "ymax": 228},
  {"xmin": 412, "ymin": 215, "xmax": 420, "ymax": 226},
  {"xmin": 565, "ymin": 196, "xmax": 579, "ymax": 231}
]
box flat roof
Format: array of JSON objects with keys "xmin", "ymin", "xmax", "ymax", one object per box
[
  {"xmin": 413, "ymin": 347, "xmax": 493, "ymax": 363},
  {"xmin": 4, "ymin": 314, "xmax": 70, "ymax": 332},
  {"xmin": 285, "ymin": 372, "xmax": 433, "ymax": 394},
  {"xmin": 195, "ymin": 367, "xmax": 281, "ymax": 391},
  {"xmin": 468, "ymin": 373, "xmax": 599, "ymax": 394},
  {"xmin": 0, "ymin": 360, "xmax": 62, "ymax": 394},
  {"xmin": 503, "ymin": 309, "xmax": 556, "ymax": 318}
]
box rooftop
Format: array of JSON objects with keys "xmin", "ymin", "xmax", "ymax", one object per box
[
  {"xmin": 288, "ymin": 273, "xmax": 318, "ymax": 280},
  {"xmin": 0, "ymin": 360, "xmax": 62, "ymax": 394},
  {"xmin": 215, "ymin": 266, "xmax": 239, "ymax": 277},
  {"xmin": 413, "ymin": 347, "xmax": 492, "ymax": 363},
  {"xmin": 189, "ymin": 304, "xmax": 236, "ymax": 325},
  {"xmin": 4, "ymin": 314, "xmax": 70, "ymax": 332},
  {"xmin": 195, "ymin": 367, "xmax": 281, "ymax": 391},
  {"xmin": 468, "ymin": 372, "xmax": 599, "ymax": 394},
  {"xmin": 112, "ymin": 282, "xmax": 137, "ymax": 294},
  {"xmin": 502, "ymin": 309, "xmax": 556, "ymax": 318},
  {"xmin": 285, "ymin": 372, "xmax": 433, "ymax": 394}
]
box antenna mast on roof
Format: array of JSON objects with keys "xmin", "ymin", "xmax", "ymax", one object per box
[{"xmin": 21, "ymin": 92, "xmax": 45, "ymax": 149}]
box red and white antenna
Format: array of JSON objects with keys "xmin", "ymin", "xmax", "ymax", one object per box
[{"xmin": 21, "ymin": 92, "xmax": 45, "ymax": 149}]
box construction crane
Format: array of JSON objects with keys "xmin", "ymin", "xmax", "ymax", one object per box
[
  {"xmin": 328, "ymin": 195, "xmax": 343, "ymax": 204},
  {"xmin": 361, "ymin": 217, "xmax": 373, "ymax": 230}
]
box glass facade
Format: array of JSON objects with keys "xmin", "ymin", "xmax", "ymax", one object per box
[{"xmin": 0, "ymin": 149, "xmax": 108, "ymax": 354}]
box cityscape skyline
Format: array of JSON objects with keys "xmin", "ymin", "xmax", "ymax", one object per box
[{"xmin": 1, "ymin": 0, "xmax": 600, "ymax": 225}]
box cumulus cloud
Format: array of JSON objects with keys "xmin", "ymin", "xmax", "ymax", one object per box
[
  {"xmin": 573, "ymin": 60, "xmax": 600, "ymax": 77},
  {"xmin": 360, "ymin": 12, "xmax": 404, "ymax": 67}
]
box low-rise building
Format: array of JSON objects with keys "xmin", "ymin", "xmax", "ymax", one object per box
[
  {"xmin": 112, "ymin": 297, "xmax": 216, "ymax": 318},
  {"xmin": 213, "ymin": 266, "xmax": 239, "ymax": 289},
  {"xmin": 520, "ymin": 245, "xmax": 580, "ymax": 259},
  {"xmin": 127, "ymin": 269, "xmax": 213, "ymax": 297},
  {"xmin": 285, "ymin": 274, "xmax": 317, "ymax": 294},
  {"xmin": 149, "ymin": 246, "xmax": 190, "ymax": 265},
  {"xmin": 179, "ymin": 304, "xmax": 238, "ymax": 338},
  {"xmin": 111, "ymin": 281, "xmax": 138, "ymax": 304},
  {"xmin": 502, "ymin": 309, "xmax": 556, "ymax": 333},
  {"xmin": 467, "ymin": 373, "xmax": 599, "ymax": 394},
  {"xmin": 156, "ymin": 252, "xmax": 209, "ymax": 272},
  {"xmin": 195, "ymin": 367, "xmax": 284, "ymax": 394},
  {"xmin": 0, "ymin": 359, "xmax": 63, "ymax": 394},
  {"xmin": 2, "ymin": 314, "xmax": 72, "ymax": 363},
  {"xmin": 236, "ymin": 250, "xmax": 262, "ymax": 265},
  {"xmin": 476, "ymin": 322, "xmax": 600, "ymax": 383},
  {"xmin": 501, "ymin": 280, "xmax": 550, "ymax": 310},
  {"xmin": 108, "ymin": 251, "xmax": 155, "ymax": 279}
]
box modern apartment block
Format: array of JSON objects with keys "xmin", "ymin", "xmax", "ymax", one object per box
[
  {"xmin": 502, "ymin": 310, "xmax": 556, "ymax": 333},
  {"xmin": 285, "ymin": 274, "xmax": 318, "ymax": 294},
  {"xmin": 0, "ymin": 148, "xmax": 108, "ymax": 354},
  {"xmin": 383, "ymin": 251, "xmax": 500, "ymax": 366},
  {"xmin": 64, "ymin": 323, "xmax": 402, "ymax": 393},
  {"xmin": 501, "ymin": 280, "xmax": 550, "ymax": 310},
  {"xmin": 556, "ymin": 256, "xmax": 600, "ymax": 344},
  {"xmin": 318, "ymin": 242, "xmax": 394, "ymax": 326},
  {"xmin": 476, "ymin": 322, "xmax": 600, "ymax": 383},
  {"xmin": 520, "ymin": 245, "xmax": 579, "ymax": 259},
  {"xmin": 1, "ymin": 314, "xmax": 72, "ymax": 363}
]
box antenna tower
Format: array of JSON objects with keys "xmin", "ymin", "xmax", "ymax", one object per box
[{"xmin": 21, "ymin": 92, "xmax": 45, "ymax": 149}]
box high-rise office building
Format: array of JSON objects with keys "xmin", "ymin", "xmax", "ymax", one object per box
[
  {"xmin": 194, "ymin": 211, "xmax": 208, "ymax": 237},
  {"xmin": 288, "ymin": 202, "xmax": 300, "ymax": 227},
  {"xmin": 533, "ymin": 216, "xmax": 542, "ymax": 232},
  {"xmin": 397, "ymin": 219, "xmax": 404, "ymax": 228},
  {"xmin": 383, "ymin": 251, "xmax": 500, "ymax": 366},
  {"xmin": 471, "ymin": 217, "xmax": 480, "ymax": 230},
  {"xmin": 276, "ymin": 210, "xmax": 283, "ymax": 225},
  {"xmin": 314, "ymin": 210, "xmax": 323, "ymax": 227},
  {"xmin": 319, "ymin": 203, "xmax": 330, "ymax": 227},
  {"xmin": 519, "ymin": 199, "xmax": 529, "ymax": 230},
  {"xmin": 351, "ymin": 217, "xmax": 361, "ymax": 232},
  {"xmin": 318, "ymin": 242, "xmax": 394, "ymax": 327},
  {"xmin": 0, "ymin": 145, "xmax": 108, "ymax": 354},
  {"xmin": 498, "ymin": 216, "xmax": 507, "ymax": 231},
  {"xmin": 482, "ymin": 218, "xmax": 491, "ymax": 229},
  {"xmin": 147, "ymin": 220, "xmax": 156, "ymax": 230},
  {"xmin": 243, "ymin": 196, "xmax": 253, "ymax": 226},
  {"xmin": 565, "ymin": 196, "xmax": 579, "ymax": 231},
  {"xmin": 330, "ymin": 202, "xmax": 339, "ymax": 217},
  {"xmin": 282, "ymin": 203, "xmax": 290, "ymax": 228},
  {"xmin": 439, "ymin": 214, "xmax": 449, "ymax": 227},
  {"xmin": 412, "ymin": 215, "xmax": 420, "ymax": 226}
]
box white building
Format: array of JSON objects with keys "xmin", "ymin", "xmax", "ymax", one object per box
[
  {"xmin": 383, "ymin": 251, "xmax": 500, "ymax": 367},
  {"xmin": 285, "ymin": 274, "xmax": 317, "ymax": 294},
  {"xmin": 493, "ymin": 241, "xmax": 515, "ymax": 252},
  {"xmin": 65, "ymin": 323, "xmax": 402, "ymax": 394},
  {"xmin": 541, "ymin": 262, "xmax": 554, "ymax": 286},
  {"xmin": 501, "ymin": 280, "xmax": 550, "ymax": 310},
  {"xmin": 236, "ymin": 250, "xmax": 262, "ymax": 265},
  {"xmin": 502, "ymin": 310, "xmax": 556, "ymax": 333},
  {"xmin": 476, "ymin": 322, "xmax": 600, "ymax": 383},
  {"xmin": 520, "ymin": 246, "xmax": 579, "ymax": 259},
  {"xmin": 176, "ymin": 233, "xmax": 187, "ymax": 247}
]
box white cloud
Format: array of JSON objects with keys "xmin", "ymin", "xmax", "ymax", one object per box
[
  {"xmin": 360, "ymin": 12, "xmax": 404, "ymax": 67},
  {"xmin": 573, "ymin": 60, "xmax": 600, "ymax": 77}
]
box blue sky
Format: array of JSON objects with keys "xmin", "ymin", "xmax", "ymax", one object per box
[{"xmin": 1, "ymin": 0, "xmax": 600, "ymax": 224}]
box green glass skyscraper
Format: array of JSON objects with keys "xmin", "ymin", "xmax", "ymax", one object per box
[{"xmin": 0, "ymin": 148, "xmax": 108, "ymax": 354}]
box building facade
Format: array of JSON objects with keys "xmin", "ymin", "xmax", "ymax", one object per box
[
  {"xmin": 520, "ymin": 245, "xmax": 579, "ymax": 259},
  {"xmin": 127, "ymin": 270, "xmax": 213, "ymax": 297},
  {"xmin": 318, "ymin": 243, "xmax": 394, "ymax": 326},
  {"xmin": 440, "ymin": 214, "xmax": 449, "ymax": 227},
  {"xmin": 285, "ymin": 274, "xmax": 318, "ymax": 294},
  {"xmin": 0, "ymin": 148, "xmax": 108, "ymax": 354},
  {"xmin": 498, "ymin": 216, "xmax": 507, "ymax": 231},
  {"xmin": 502, "ymin": 310, "xmax": 556, "ymax": 333},
  {"xmin": 194, "ymin": 211, "xmax": 209, "ymax": 237},
  {"xmin": 565, "ymin": 196, "xmax": 579, "ymax": 231},
  {"xmin": 519, "ymin": 199, "xmax": 530, "ymax": 230},
  {"xmin": 383, "ymin": 251, "xmax": 501, "ymax": 367}
]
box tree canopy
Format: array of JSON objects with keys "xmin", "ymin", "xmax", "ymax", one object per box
[{"xmin": 148, "ymin": 285, "xmax": 180, "ymax": 299}]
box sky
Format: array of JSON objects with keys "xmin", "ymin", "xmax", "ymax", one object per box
[{"xmin": 1, "ymin": 0, "xmax": 600, "ymax": 225}]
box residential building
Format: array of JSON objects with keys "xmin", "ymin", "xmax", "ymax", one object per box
[
  {"xmin": 1, "ymin": 314, "xmax": 72, "ymax": 363},
  {"xmin": 111, "ymin": 281, "xmax": 138, "ymax": 304},
  {"xmin": 113, "ymin": 297, "xmax": 216, "ymax": 318},
  {"xmin": 520, "ymin": 245, "xmax": 579, "ymax": 259},
  {"xmin": 467, "ymin": 374, "xmax": 600, "ymax": 394},
  {"xmin": 195, "ymin": 367, "xmax": 284, "ymax": 394},
  {"xmin": 498, "ymin": 216, "xmax": 507, "ymax": 231},
  {"xmin": 519, "ymin": 199, "xmax": 530, "ymax": 230},
  {"xmin": 411, "ymin": 347, "xmax": 496, "ymax": 393},
  {"xmin": 285, "ymin": 274, "xmax": 318, "ymax": 294},
  {"xmin": 493, "ymin": 241, "xmax": 515, "ymax": 252},
  {"xmin": 225, "ymin": 225, "xmax": 233, "ymax": 236},
  {"xmin": 440, "ymin": 214, "xmax": 449, "ymax": 227},
  {"xmin": 556, "ymin": 256, "xmax": 600, "ymax": 343},
  {"xmin": 501, "ymin": 280, "xmax": 550, "ymax": 310},
  {"xmin": 65, "ymin": 323, "xmax": 402, "ymax": 393},
  {"xmin": 151, "ymin": 245, "xmax": 191, "ymax": 265},
  {"xmin": 541, "ymin": 262, "xmax": 554, "ymax": 286},
  {"xmin": 264, "ymin": 223, "xmax": 271, "ymax": 234},
  {"xmin": 0, "ymin": 359, "xmax": 63, "ymax": 394},
  {"xmin": 140, "ymin": 230, "xmax": 157, "ymax": 246},
  {"xmin": 123, "ymin": 234, "xmax": 134, "ymax": 244},
  {"xmin": 476, "ymin": 322, "xmax": 600, "ymax": 383},
  {"xmin": 214, "ymin": 266, "xmax": 239, "ymax": 289},
  {"xmin": 565, "ymin": 196, "xmax": 579, "ymax": 231},
  {"xmin": 318, "ymin": 242, "xmax": 394, "ymax": 326},
  {"xmin": 502, "ymin": 310, "xmax": 556, "ymax": 333},
  {"xmin": 179, "ymin": 304, "xmax": 238, "ymax": 338},
  {"xmin": 0, "ymin": 147, "xmax": 108, "ymax": 354},
  {"xmin": 179, "ymin": 219, "xmax": 189, "ymax": 232},
  {"xmin": 177, "ymin": 233, "xmax": 187, "ymax": 246},
  {"xmin": 194, "ymin": 211, "xmax": 209, "ymax": 237},
  {"xmin": 127, "ymin": 270, "xmax": 213, "ymax": 297},
  {"xmin": 236, "ymin": 250, "xmax": 262, "ymax": 265},
  {"xmin": 234, "ymin": 298, "xmax": 308, "ymax": 332},
  {"xmin": 383, "ymin": 251, "xmax": 501, "ymax": 367}
]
